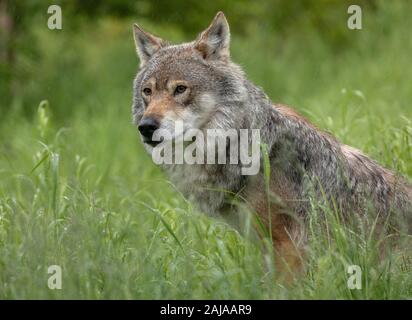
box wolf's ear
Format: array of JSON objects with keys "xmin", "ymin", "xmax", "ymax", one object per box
[
  {"xmin": 194, "ymin": 12, "xmax": 230, "ymax": 61},
  {"xmin": 133, "ymin": 24, "xmax": 166, "ymax": 67}
]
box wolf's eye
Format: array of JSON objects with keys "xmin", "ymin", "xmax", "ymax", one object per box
[
  {"xmin": 142, "ymin": 88, "xmax": 152, "ymax": 96},
  {"xmin": 174, "ymin": 85, "xmax": 187, "ymax": 95}
]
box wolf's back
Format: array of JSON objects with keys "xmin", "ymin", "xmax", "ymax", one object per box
[{"xmin": 341, "ymin": 143, "xmax": 412, "ymax": 232}]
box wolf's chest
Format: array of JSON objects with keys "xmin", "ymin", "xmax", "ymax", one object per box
[{"xmin": 164, "ymin": 163, "xmax": 242, "ymax": 215}]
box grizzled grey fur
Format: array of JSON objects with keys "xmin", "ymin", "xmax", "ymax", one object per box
[{"xmin": 132, "ymin": 12, "xmax": 412, "ymax": 239}]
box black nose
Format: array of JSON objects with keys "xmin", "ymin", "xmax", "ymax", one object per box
[{"xmin": 138, "ymin": 117, "xmax": 159, "ymax": 139}]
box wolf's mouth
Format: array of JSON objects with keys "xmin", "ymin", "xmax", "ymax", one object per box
[
  {"xmin": 143, "ymin": 133, "xmax": 196, "ymax": 147},
  {"xmin": 141, "ymin": 126, "xmax": 198, "ymax": 147},
  {"xmin": 143, "ymin": 137, "xmax": 162, "ymax": 147}
]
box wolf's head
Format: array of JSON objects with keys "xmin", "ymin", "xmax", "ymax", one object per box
[{"xmin": 132, "ymin": 12, "xmax": 248, "ymax": 147}]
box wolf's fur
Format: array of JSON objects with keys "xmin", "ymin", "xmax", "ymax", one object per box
[{"xmin": 132, "ymin": 12, "xmax": 412, "ymax": 271}]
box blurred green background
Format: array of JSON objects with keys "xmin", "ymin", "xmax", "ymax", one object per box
[{"xmin": 0, "ymin": 0, "xmax": 411, "ymax": 299}]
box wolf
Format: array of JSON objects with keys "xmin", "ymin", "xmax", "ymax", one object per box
[{"xmin": 131, "ymin": 12, "xmax": 412, "ymax": 272}]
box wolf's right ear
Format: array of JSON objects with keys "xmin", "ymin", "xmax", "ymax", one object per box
[{"xmin": 133, "ymin": 24, "xmax": 166, "ymax": 67}]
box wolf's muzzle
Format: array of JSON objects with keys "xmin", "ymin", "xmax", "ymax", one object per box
[{"xmin": 138, "ymin": 117, "xmax": 160, "ymax": 146}]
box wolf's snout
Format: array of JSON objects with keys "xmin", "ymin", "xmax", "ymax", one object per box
[
  {"xmin": 138, "ymin": 117, "xmax": 160, "ymax": 141},
  {"xmin": 137, "ymin": 117, "xmax": 160, "ymax": 146}
]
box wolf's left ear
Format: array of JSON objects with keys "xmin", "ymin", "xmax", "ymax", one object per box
[
  {"xmin": 133, "ymin": 24, "xmax": 166, "ymax": 67},
  {"xmin": 194, "ymin": 12, "xmax": 230, "ymax": 61}
]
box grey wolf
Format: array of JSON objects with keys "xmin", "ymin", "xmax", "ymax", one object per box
[{"xmin": 131, "ymin": 12, "xmax": 412, "ymax": 273}]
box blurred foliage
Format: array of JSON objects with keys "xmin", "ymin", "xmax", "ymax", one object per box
[{"xmin": 0, "ymin": 0, "xmax": 387, "ymax": 118}]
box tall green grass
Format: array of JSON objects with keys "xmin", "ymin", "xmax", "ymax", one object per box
[{"xmin": 0, "ymin": 2, "xmax": 411, "ymax": 299}]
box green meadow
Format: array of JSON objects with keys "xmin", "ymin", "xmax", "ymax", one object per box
[{"xmin": 0, "ymin": 1, "xmax": 411, "ymax": 299}]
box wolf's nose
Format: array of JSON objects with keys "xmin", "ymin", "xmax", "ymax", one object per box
[{"xmin": 138, "ymin": 117, "xmax": 159, "ymax": 139}]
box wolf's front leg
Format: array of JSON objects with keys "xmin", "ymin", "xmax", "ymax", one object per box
[
  {"xmin": 244, "ymin": 181, "xmax": 305, "ymax": 279},
  {"xmin": 270, "ymin": 218, "xmax": 304, "ymax": 280}
]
